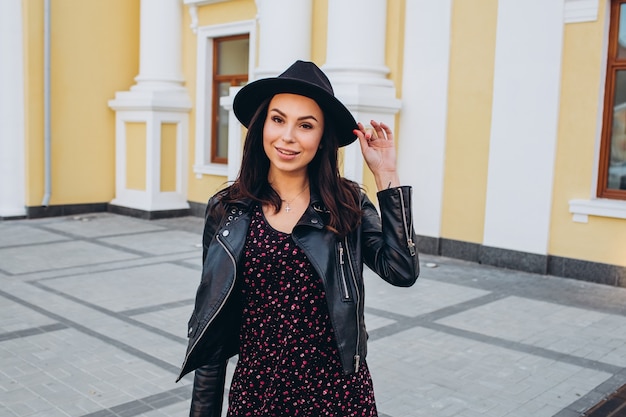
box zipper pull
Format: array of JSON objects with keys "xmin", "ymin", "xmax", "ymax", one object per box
[
  {"xmin": 354, "ymin": 354, "xmax": 361, "ymax": 372},
  {"xmin": 407, "ymin": 239, "xmax": 416, "ymax": 257},
  {"xmin": 339, "ymin": 244, "xmax": 344, "ymax": 264}
]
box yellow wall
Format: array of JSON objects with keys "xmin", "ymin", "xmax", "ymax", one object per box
[
  {"xmin": 161, "ymin": 123, "xmax": 178, "ymax": 192},
  {"xmin": 23, "ymin": 0, "xmax": 44, "ymax": 205},
  {"xmin": 195, "ymin": 0, "xmax": 255, "ymax": 25},
  {"xmin": 551, "ymin": 0, "xmax": 626, "ymax": 266},
  {"xmin": 311, "ymin": 0, "xmax": 328, "ymax": 64},
  {"xmin": 386, "ymin": 0, "xmax": 405, "ymax": 92},
  {"xmin": 440, "ymin": 0, "xmax": 498, "ymax": 243},
  {"xmin": 23, "ymin": 0, "xmax": 139, "ymax": 206},
  {"xmin": 125, "ymin": 122, "xmax": 146, "ymax": 191}
]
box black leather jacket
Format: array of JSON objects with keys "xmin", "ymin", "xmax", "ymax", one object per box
[{"xmin": 178, "ymin": 185, "xmax": 419, "ymax": 416}]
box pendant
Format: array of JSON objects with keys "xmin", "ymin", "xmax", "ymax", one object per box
[{"xmin": 285, "ymin": 204, "xmax": 291, "ymax": 212}]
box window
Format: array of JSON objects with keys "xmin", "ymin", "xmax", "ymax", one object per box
[
  {"xmin": 599, "ymin": 0, "xmax": 626, "ymax": 199},
  {"xmin": 210, "ymin": 35, "xmax": 249, "ymax": 164},
  {"xmin": 193, "ymin": 21, "xmax": 254, "ymax": 177}
]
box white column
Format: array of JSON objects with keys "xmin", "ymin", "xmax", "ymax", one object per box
[
  {"xmin": 254, "ymin": 0, "xmax": 312, "ymax": 80},
  {"xmin": 323, "ymin": 0, "xmax": 400, "ymax": 183},
  {"xmin": 483, "ymin": 0, "xmax": 564, "ymax": 254},
  {"xmin": 325, "ymin": 0, "xmax": 389, "ymax": 86},
  {"xmin": 397, "ymin": 0, "xmax": 453, "ymax": 239},
  {"xmin": 109, "ymin": 0, "xmax": 191, "ymax": 214},
  {"xmin": 135, "ymin": 1, "xmax": 184, "ymax": 88},
  {"xmin": 0, "ymin": 0, "xmax": 26, "ymax": 218}
]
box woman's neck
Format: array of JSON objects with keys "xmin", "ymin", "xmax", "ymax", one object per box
[{"xmin": 267, "ymin": 173, "xmax": 310, "ymax": 197}]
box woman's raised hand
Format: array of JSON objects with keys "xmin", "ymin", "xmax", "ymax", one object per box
[{"xmin": 354, "ymin": 120, "xmax": 401, "ymax": 190}]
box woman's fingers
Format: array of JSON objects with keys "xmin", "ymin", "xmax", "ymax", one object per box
[{"xmin": 370, "ymin": 120, "xmax": 392, "ymax": 141}]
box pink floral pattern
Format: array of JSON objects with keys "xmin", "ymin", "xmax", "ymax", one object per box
[{"xmin": 227, "ymin": 206, "xmax": 377, "ymax": 417}]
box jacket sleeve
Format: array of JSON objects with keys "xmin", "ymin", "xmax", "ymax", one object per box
[
  {"xmin": 191, "ymin": 192, "xmax": 229, "ymax": 416},
  {"xmin": 189, "ymin": 361, "xmax": 228, "ymax": 417},
  {"xmin": 361, "ymin": 185, "xmax": 419, "ymax": 287}
]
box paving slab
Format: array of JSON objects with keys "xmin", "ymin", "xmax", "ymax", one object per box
[
  {"xmin": 0, "ymin": 241, "xmax": 138, "ymax": 275},
  {"xmin": 0, "ymin": 213, "xmax": 625, "ymax": 417}
]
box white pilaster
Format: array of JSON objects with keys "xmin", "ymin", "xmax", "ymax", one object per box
[
  {"xmin": 323, "ymin": 0, "xmax": 400, "ymax": 184},
  {"xmin": 0, "ymin": 0, "xmax": 26, "ymax": 217},
  {"xmin": 398, "ymin": 0, "xmax": 453, "ymax": 238},
  {"xmin": 109, "ymin": 0, "xmax": 191, "ymax": 213},
  {"xmin": 483, "ymin": 0, "xmax": 564, "ymax": 254},
  {"xmin": 254, "ymin": 0, "xmax": 312, "ymax": 80}
]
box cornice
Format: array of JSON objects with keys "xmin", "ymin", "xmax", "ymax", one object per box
[{"xmin": 564, "ymin": 0, "xmax": 599, "ymax": 23}]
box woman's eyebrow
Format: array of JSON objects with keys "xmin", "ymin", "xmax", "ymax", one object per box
[{"xmin": 269, "ymin": 108, "xmax": 319, "ymax": 123}]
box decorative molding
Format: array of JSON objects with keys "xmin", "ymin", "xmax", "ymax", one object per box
[
  {"xmin": 108, "ymin": 89, "xmax": 192, "ymax": 113},
  {"xmin": 569, "ymin": 198, "xmax": 626, "ymax": 223},
  {"xmin": 564, "ymin": 0, "xmax": 599, "ymax": 24},
  {"xmin": 188, "ymin": 5, "xmax": 198, "ymax": 33},
  {"xmin": 184, "ymin": 0, "xmax": 233, "ymax": 33}
]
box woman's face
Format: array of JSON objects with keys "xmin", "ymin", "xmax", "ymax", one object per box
[{"xmin": 263, "ymin": 93, "xmax": 324, "ymax": 178}]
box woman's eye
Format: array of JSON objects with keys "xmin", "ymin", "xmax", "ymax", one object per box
[
  {"xmin": 271, "ymin": 116, "xmax": 283, "ymax": 123},
  {"xmin": 301, "ymin": 123, "xmax": 313, "ymax": 129}
]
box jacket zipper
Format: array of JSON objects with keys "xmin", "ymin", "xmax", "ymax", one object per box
[
  {"xmin": 343, "ymin": 236, "xmax": 361, "ymax": 372},
  {"xmin": 338, "ymin": 243, "xmax": 350, "ymax": 299},
  {"xmin": 397, "ymin": 188, "xmax": 416, "ymax": 257},
  {"xmin": 179, "ymin": 233, "xmax": 237, "ymax": 376}
]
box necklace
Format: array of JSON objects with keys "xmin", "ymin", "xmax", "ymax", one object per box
[{"xmin": 280, "ymin": 185, "xmax": 309, "ymax": 212}]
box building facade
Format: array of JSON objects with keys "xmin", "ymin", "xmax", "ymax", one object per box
[{"xmin": 1, "ymin": 0, "xmax": 625, "ymax": 286}]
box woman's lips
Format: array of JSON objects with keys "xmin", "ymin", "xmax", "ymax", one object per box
[{"xmin": 276, "ymin": 147, "xmax": 300, "ymax": 159}]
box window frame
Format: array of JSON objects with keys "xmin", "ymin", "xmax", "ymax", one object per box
[
  {"xmin": 598, "ymin": 0, "xmax": 626, "ymax": 200},
  {"xmin": 193, "ymin": 21, "xmax": 255, "ymax": 178}
]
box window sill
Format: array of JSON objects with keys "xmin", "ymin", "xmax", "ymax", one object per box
[
  {"xmin": 193, "ymin": 163, "xmax": 228, "ymax": 178},
  {"xmin": 568, "ymin": 198, "xmax": 626, "ymax": 223}
]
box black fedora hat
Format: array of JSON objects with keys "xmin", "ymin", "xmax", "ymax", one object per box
[{"xmin": 233, "ymin": 60, "xmax": 358, "ymax": 147}]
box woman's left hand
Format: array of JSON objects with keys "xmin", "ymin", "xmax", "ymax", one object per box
[{"xmin": 354, "ymin": 120, "xmax": 401, "ymax": 190}]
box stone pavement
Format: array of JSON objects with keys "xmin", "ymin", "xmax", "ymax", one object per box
[{"xmin": 1, "ymin": 212, "xmax": 626, "ymax": 417}]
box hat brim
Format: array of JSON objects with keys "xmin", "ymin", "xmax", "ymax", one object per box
[{"xmin": 233, "ymin": 78, "xmax": 358, "ymax": 147}]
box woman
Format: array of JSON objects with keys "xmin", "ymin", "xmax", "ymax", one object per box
[{"xmin": 178, "ymin": 60, "xmax": 419, "ymax": 416}]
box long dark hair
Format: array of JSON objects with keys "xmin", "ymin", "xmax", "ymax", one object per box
[{"xmin": 222, "ymin": 96, "xmax": 362, "ymax": 236}]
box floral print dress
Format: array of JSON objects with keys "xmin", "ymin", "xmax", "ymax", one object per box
[{"xmin": 227, "ymin": 206, "xmax": 377, "ymax": 417}]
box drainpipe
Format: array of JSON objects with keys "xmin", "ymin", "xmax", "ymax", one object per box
[{"xmin": 42, "ymin": 0, "xmax": 51, "ymax": 207}]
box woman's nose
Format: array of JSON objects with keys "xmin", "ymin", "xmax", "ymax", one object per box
[{"xmin": 281, "ymin": 126, "xmax": 296, "ymax": 142}]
